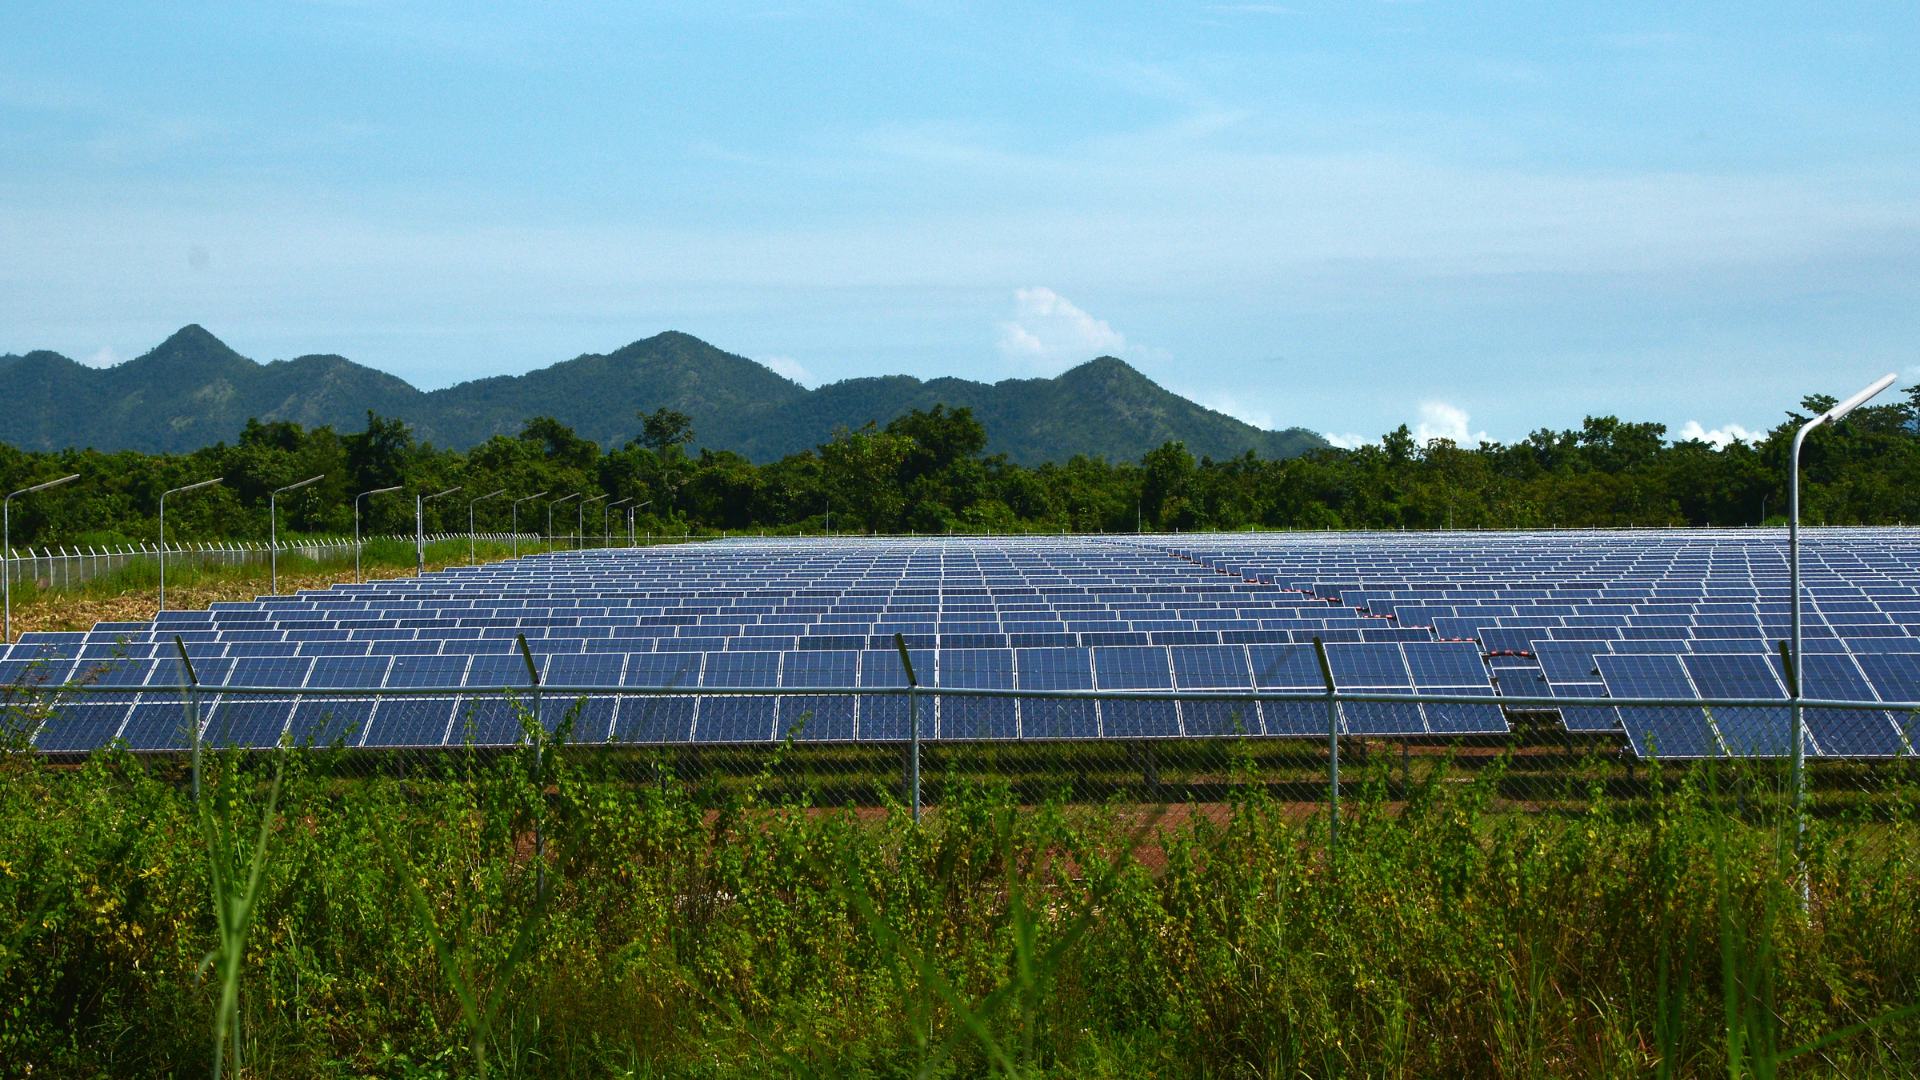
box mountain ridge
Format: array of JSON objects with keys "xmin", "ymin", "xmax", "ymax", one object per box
[{"xmin": 0, "ymin": 326, "xmax": 1327, "ymax": 463}]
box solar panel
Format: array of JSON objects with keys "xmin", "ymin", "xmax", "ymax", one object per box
[
  {"xmin": 926, "ymin": 649, "xmax": 1008, "ymax": 739},
  {"xmin": 1595, "ymin": 654, "xmax": 1721, "ymax": 758},
  {"xmin": 1170, "ymin": 645, "xmax": 1259, "ymax": 737},
  {"xmin": 1015, "ymin": 647, "xmax": 1097, "ymax": 739},
  {"xmin": 1094, "ymin": 646, "xmax": 1178, "ymax": 738}
]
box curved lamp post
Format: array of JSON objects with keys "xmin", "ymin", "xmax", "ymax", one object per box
[
  {"xmin": 511, "ymin": 491, "xmax": 547, "ymax": 558},
  {"xmin": 547, "ymin": 493, "xmax": 578, "ymax": 547},
  {"xmin": 632, "ymin": 499, "xmax": 651, "ymax": 546},
  {"xmin": 580, "ymin": 494, "xmax": 607, "ymax": 550},
  {"xmin": 4, "ymin": 473, "xmax": 79, "ymax": 641},
  {"xmin": 354, "ymin": 485, "xmax": 404, "ymax": 582},
  {"xmin": 468, "ymin": 489, "xmax": 507, "ymax": 564},
  {"xmin": 159, "ymin": 477, "xmax": 223, "ymax": 612},
  {"xmin": 606, "ymin": 497, "xmax": 633, "ymax": 546},
  {"xmin": 415, "ymin": 487, "xmax": 461, "ymax": 574},
  {"xmin": 1788, "ymin": 371, "xmax": 1896, "ymax": 898},
  {"xmin": 269, "ymin": 474, "xmax": 324, "ymax": 595}
]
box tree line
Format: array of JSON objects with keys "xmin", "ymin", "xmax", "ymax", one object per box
[{"xmin": 0, "ymin": 391, "xmax": 1916, "ymax": 550}]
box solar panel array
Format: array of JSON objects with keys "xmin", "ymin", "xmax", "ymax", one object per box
[
  {"xmin": 1154, "ymin": 529, "xmax": 1920, "ymax": 758},
  {"xmin": 9, "ymin": 530, "xmax": 1919, "ymax": 757}
]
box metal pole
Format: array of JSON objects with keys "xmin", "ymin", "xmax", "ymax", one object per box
[
  {"xmin": 270, "ymin": 475, "xmax": 324, "ymax": 596},
  {"xmin": 894, "ymin": 633, "xmax": 920, "ymax": 823},
  {"xmin": 3, "ymin": 473, "xmax": 79, "ymax": 641},
  {"xmin": 517, "ymin": 633, "xmax": 545, "ymax": 900},
  {"xmin": 174, "ymin": 636, "xmax": 202, "ymax": 798},
  {"xmin": 511, "ymin": 491, "xmax": 547, "ymax": 558},
  {"xmin": 355, "ymin": 486, "xmax": 402, "ymax": 582},
  {"xmin": 1787, "ymin": 373, "xmax": 1894, "ymax": 907},
  {"xmin": 158, "ymin": 477, "xmax": 221, "ymax": 612},
  {"xmin": 607, "ymin": 497, "xmax": 632, "ymax": 547},
  {"xmin": 547, "ymin": 493, "xmax": 578, "ymax": 549},
  {"xmin": 415, "ymin": 487, "xmax": 460, "ymax": 574},
  {"xmin": 581, "ymin": 494, "xmax": 606, "ymax": 550},
  {"xmin": 1313, "ymin": 637, "xmax": 1339, "ymax": 866},
  {"xmin": 468, "ymin": 489, "xmax": 506, "ymax": 565}
]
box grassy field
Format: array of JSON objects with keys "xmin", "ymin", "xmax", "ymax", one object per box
[{"xmin": 0, "ymin": 731, "xmax": 1915, "ymax": 1078}]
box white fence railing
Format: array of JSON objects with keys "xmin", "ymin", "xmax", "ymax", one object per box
[{"xmin": 2, "ymin": 533, "xmax": 538, "ymax": 589}]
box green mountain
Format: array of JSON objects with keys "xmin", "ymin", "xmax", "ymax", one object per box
[{"xmin": 0, "ymin": 326, "xmax": 1327, "ymax": 463}]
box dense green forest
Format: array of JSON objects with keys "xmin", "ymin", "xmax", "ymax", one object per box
[{"xmin": 1, "ymin": 389, "xmax": 1916, "ymax": 549}]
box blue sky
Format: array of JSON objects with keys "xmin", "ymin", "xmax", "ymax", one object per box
[{"xmin": 3, "ymin": 3, "xmax": 1917, "ymax": 448}]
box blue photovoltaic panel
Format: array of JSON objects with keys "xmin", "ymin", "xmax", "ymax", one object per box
[
  {"xmin": 1403, "ymin": 642, "xmax": 1506, "ymax": 734},
  {"xmin": 781, "ymin": 650, "xmax": 858, "ymax": 741},
  {"xmin": 610, "ymin": 652, "xmax": 693, "ymax": 743},
  {"xmin": 1170, "ymin": 645, "xmax": 1259, "ymax": 737},
  {"xmin": 1247, "ymin": 643, "xmax": 1326, "ymax": 735},
  {"xmin": 1850, "ymin": 653, "xmax": 1920, "ymax": 752},
  {"xmin": 1769, "ymin": 653, "xmax": 1905, "ymax": 757},
  {"xmin": 694, "ymin": 651, "xmax": 780, "ymax": 744},
  {"xmin": 1094, "ymin": 646, "xmax": 1178, "ymax": 738},
  {"xmin": 856, "ymin": 648, "xmax": 927, "ymax": 742},
  {"xmin": 1325, "ymin": 643, "xmax": 1422, "ymax": 735},
  {"xmin": 1015, "ymin": 647, "xmax": 1097, "ymax": 739},
  {"xmin": 936, "ymin": 649, "xmax": 1016, "ymax": 740},
  {"xmin": 1596, "ymin": 654, "xmax": 1721, "ymax": 758},
  {"xmin": 1680, "ymin": 654, "xmax": 1798, "ymax": 757}
]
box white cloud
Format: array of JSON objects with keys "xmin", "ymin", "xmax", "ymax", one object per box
[
  {"xmin": 1414, "ymin": 400, "xmax": 1491, "ymax": 445},
  {"xmin": 996, "ymin": 287, "xmax": 1129, "ymax": 374},
  {"xmin": 1188, "ymin": 390, "xmax": 1274, "ymax": 430},
  {"xmin": 1321, "ymin": 431, "xmax": 1372, "ymax": 449},
  {"xmin": 82, "ymin": 346, "xmax": 121, "ymax": 369},
  {"xmin": 1677, "ymin": 420, "xmax": 1762, "ymax": 448},
  {"xmin": 760, "ymin": 354, "xmax": 814, "ymax": 387}
]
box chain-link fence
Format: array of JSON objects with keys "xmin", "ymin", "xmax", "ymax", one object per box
[{"xmin": 10, "ymin": 656, "xmax": 1914, "ymax": 843}]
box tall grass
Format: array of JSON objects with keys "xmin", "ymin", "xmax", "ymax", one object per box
[{"xmin": 0, "ymin": 738, "xmax": 1914, "ymax": 1076}]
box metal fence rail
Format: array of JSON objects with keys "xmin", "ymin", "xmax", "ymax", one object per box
[{"xmin": 1, "ymin": 533, "xmax": 535, "ymax": 589}]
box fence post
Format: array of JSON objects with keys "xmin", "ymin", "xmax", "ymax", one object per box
[
  {"xmin": 517, "ymin": 634, "xmax": 545, "ymax": 899},
  {"xmin": 1777, "ymin": 638, "xmax": 1808, "ymax": 909},
  {"xmin": 1313, "ymin": 636, "xmax": 1339, "ymax": 868},
  {"xmin": 894, "ymin": 633, "xmax": 921, "ymax": 823},
  {"xmin": 174, "ymin": 636, "xmax": 203, "ymax": 799}
]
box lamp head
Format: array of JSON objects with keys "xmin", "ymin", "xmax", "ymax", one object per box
[{"xmin": 1824, "ymin": 373, "xmax": 1898, "ymax": 423}]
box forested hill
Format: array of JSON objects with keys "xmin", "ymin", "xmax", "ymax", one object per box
[{"xmin": 0, "ymin": 326, "xmax": 1327, "ymax": 464}]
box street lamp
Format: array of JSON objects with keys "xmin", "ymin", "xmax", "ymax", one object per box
[
  {"xmin": 269, "ymin": 474, "xmax": 325, "ymax": 595},
  {"xmin": 632, "ymin": 499, "xmax": 651, "ymax": 546},
  {"xmin": 468, "ymin": 489, "xmax": 507, "ymax": 564},
  {"xmin": 580, "ymin": 494, "xmax": 607, "ymax": 549},
  {"xmin": 354, "ymin": 485, "xmax": 404, "ymax": 582},
  {"xmin": 1788, "ymin": 371, "xmax": 1896, "ymax": 885},
  {"xmin": 606, "ymin": 497, "xmax": 633, "ymax": 546},
  {"xmin": 547, "ymin": 493, "xmax": 578, "ymax": 547},
  {"xmin": 4, "ymin": 473, "xmax": 79, "ymax": 641},
  {"xmin": 159, "ymin": 477, "xmax": 223, "ymax": 612},
  {"xmin": 511, "ymin": 491, "xmax": 547, "ymax": 557},
  {"xmin": 415, "ymin": 486, "xmax": 461, "ymax": 574}
]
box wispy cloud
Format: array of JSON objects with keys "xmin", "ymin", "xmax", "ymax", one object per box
[
  {"xmin": 1676, "ymin": 420, "xmax": 1761, "ymax": 447},
  {"xmin": 1321, "ymin": 431, "xmax": 1372, "ymax": 449},
  {"xmin": 82, "ymin": 346, "xmax": 121, "ymax": 369},
  {"xmin": 760, "ymin": 354, "xmax": 815, "ymax": 387},
  {"xmin": 996, "ymin": 287, "xmax": 1130, "ymax": 374},
  {"xmin": 1188, "ymin": 389, "xmax": 1275, "ymax": 429}
]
